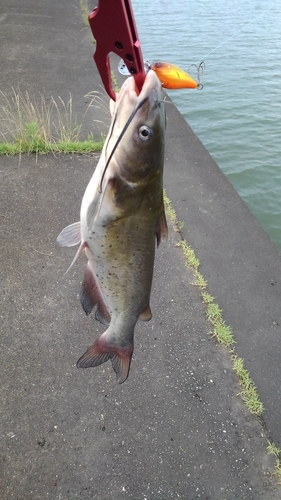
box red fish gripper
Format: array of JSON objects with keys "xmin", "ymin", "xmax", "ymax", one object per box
[{"xmin": 88, "ymin": 0, "xmax": 146, "ymax": 101}]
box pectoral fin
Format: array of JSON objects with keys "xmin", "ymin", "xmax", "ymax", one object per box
[
  {"xmin": 57, "ymin": 222, "xmax": 85, "ymax": 274},
  {"xmin": 64, "ymin": 241, "xmax": 86, "ymax": 274},
  {"xmin": 155, "ymin": 210, "xmax": 168, "ymax": 247},
  {"xmin": 57, "ymin": 221, "xmax": 81, "ymax": 247}
]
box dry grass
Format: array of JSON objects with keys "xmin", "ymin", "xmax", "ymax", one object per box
[
  {"xmin": 0, "ymin": 90, "xmax": 81, "ymax": 144},
  {"xmin": 0, "ymin": 89, "xmax": 105, "ymax": 155},
  {"xmin": 79, "ymin": 0, "xmax": 90, "ymax": 26}
]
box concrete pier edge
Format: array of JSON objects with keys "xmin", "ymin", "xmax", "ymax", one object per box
[{"xmin": 164, "ymin": 100, "xmax": 281, "ymax": 448}]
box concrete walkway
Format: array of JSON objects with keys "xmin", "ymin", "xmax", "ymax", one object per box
[{"xmin": 1, "ymin": 1, "xmax": 281, "ymax": 499}]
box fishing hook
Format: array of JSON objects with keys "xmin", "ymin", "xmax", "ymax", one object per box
[{"xmin": 188, "ymin": 61, "xmax": 205, "ymax": 90}]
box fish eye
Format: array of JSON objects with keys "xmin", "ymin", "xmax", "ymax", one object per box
[{"xmin": 138, "ymin": 125, "xmax": 153, "ymax": 141}]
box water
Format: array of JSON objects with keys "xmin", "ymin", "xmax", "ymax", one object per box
[{"xmin": 132, "ymin": 0, "xmax": 281, "ymax": 249}]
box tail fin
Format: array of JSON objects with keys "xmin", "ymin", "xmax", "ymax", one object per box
[{"xmin": 76, "ymin": 333, "xmax": 133, "ymax": 384}]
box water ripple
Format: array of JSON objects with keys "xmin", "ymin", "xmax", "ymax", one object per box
[{"xmin": 133, "ymin": 0, "xmax": 281, "ymax": 248}]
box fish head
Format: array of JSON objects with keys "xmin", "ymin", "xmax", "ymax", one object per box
[{"xmin": 105, "ymin": 70, "xmax": 166, "ymax": 182}]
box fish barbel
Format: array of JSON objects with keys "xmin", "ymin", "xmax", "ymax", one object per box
[{"xmin": 57, "ymin": 70, "xmax": 167, "ymax": 383}]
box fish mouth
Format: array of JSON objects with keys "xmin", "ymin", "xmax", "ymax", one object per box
[
  {"xmin": 105, "ymin": 69, "xmax": 163, "ymax": 156},
  {"xmin": 101, "ymin": 70, "xmax": 164, "ymax": 190},
  {"xmin": 138, "ymin": 69, "xmax": 162, "ymax": 100},
  {"xmin": 116, "ymin": 70, "xmax": 162, "ymax": 114}
]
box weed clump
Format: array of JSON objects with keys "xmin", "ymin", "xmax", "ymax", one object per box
[{"xmin": 0, "ymin": 89, "xmax": 104, "ymax": 155}]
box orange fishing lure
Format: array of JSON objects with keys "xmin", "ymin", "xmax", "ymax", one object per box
[{"xmin": 151, "ymin": 62, "xmax": 198, "ymax": 89}]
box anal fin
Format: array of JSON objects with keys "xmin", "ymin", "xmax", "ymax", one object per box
[{"xmin": 139, "ymin": 303, "xmax": 152, "ymax": 321}]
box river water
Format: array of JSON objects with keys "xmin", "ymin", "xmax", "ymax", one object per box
[{"xmin": 132, "ymin": 0, "xmax": 281, "ymax": 249}]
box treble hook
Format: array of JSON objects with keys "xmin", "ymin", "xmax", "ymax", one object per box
[{"xmin": 188, "ymin": 61, "xmax": 205, "ymax": 90}]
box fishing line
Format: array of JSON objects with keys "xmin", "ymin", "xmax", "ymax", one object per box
[
  {"xmin": 99, "ymin": 95, "xmax": 149, "ymax": 193},
  {"xmin": 196, "ymin": 4, "xmax": 274, "ymax": 64}
]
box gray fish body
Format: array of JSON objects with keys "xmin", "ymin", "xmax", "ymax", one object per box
[{"xmin": 57, "ymin": 70, "xmax": 167, "ymax": 383}]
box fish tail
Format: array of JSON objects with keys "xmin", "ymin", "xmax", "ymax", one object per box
[{"xmin": 76, "ymin": 332, "xmax": 133, "ymax": 384}]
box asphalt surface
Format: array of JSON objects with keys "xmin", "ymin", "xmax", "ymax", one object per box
[{"xmin": 1, "ymin": 1, "xmax": 281, "ymax": 499}]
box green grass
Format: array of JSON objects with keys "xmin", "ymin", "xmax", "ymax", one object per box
[
  {"xmin": 202, "ymin": 292, "xmax": 234, "ymax": 348},
  {"xmin": 163, "ymin": 191, "xmax": 281, "ymax": 475},
  {"xmin": 0, "ymin": 90, "xmax": 104, "ymax": 155},
  {"xmin": 0, "ymin": 138, "xmax": 104, "ymax": 156},
  {"xmin": 176, "ymin": 240, "xmax": 208, "ymax": 289},
  {"xmin": 79, "ymin": 0, "xmax": 90, "ymax": 26},
  {"xmin": 111, "ymin": 70, "xmax": 121, "ymax": 94},
  {"xmin": 163, "ymin": 191, "xmax": 264, "ymax": 412},
  {"xmin": 267, "ymin": 442, "xmax": 281, "ymax": 483},
  {"xmin": 232, "ymin": 357, "xmax": 264, "ymax": 415},
  {"xmin": 79, "ymin": 0, "xmax": 96, "ymax": 44},
  {"xmin": 163, "ymin": 191, "xmax": 177, "ymax": 226}
]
